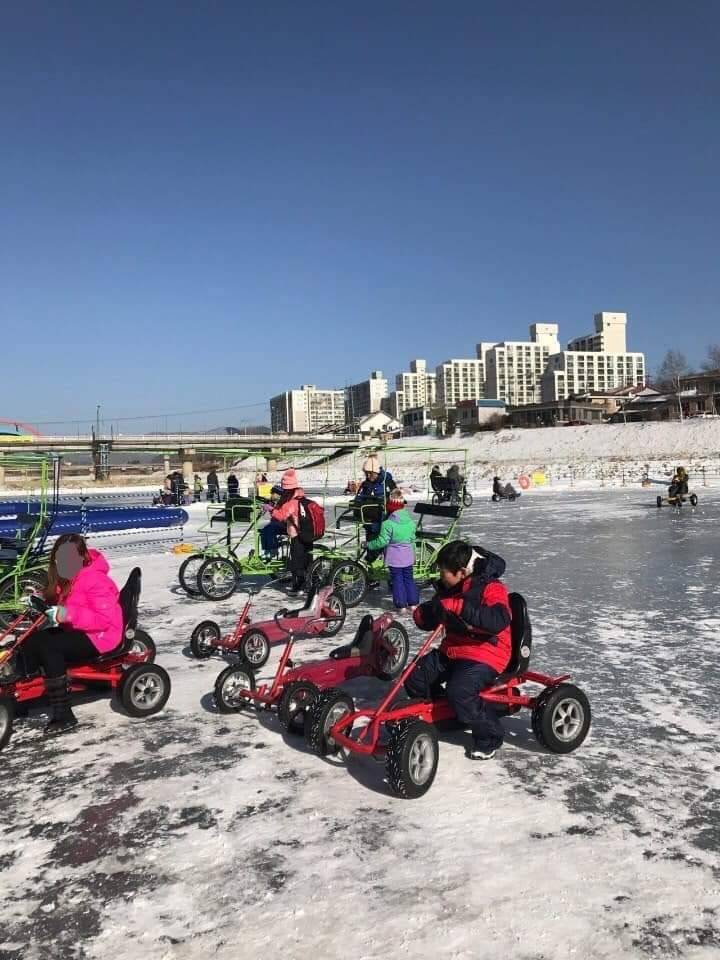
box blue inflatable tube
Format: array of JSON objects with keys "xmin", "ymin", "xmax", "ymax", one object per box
[{"xmin": 0, "ymin": 504, "xmax": 188, "ymax": 536}]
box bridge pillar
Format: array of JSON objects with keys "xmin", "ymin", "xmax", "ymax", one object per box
[
  {"xmin": 180, "ymin": 449, "xmax": 196, "ymax": 485},
  {"xmin": 163, "ymin": 455, "xmax": 170, "ymax": 476},
  {"xmin": 0, "ymin": 457, "xmax": 4, "ymax": 488}
]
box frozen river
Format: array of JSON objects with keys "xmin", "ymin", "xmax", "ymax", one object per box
[{"xmin": 1, "ymin": 487, "xmax": 719, "ymax": 959}]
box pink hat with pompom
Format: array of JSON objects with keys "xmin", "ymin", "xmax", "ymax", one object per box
[{"xmin": 281, "ymin": 468, "xmax": 299, "ymax": 490}]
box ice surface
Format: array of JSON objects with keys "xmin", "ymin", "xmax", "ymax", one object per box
[{"xmin": 1, "ymin": 488, "xmax": 719, "ymax": 959}]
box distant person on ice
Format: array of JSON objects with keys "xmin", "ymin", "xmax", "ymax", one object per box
[
  {"xmin": 668, "ymin": 466, "xmax": 689, "ymax": 501},
  {"xmin": 367, "ymin": 489, "xmax": 419, "ymax": 614},
  {"xmin": 406, "ymin": 540, "xmax": 511, "ymax": 761},
  {"xmin": 206, "ymin": 469, "xmax": 220, "ymax": 502},
  {"xmin": 226, "ymin": 473, "xmax": 239, "ymax": 498},
  {"xmin": 493, "ymin": 477, "xmax": 519, "ymax": 500},
  {"xmin": 193, "ymin": 475, "xmax": 204, "ymax": 502},
  {"xmin": 355, "ymin": 455, "xmax": 395, "ymax": 562}
]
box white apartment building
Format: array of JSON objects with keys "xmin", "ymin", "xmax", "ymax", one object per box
[
  {"xmin": 567, "ymin": 312, "xmax": 628, "ymax": 353},
  {"xmin": 269, "ymin": 384, "xmax": 345, "ymax": 434},
  {"xmin": 541, "ymin": 351, "xmax": 646, "ymax": 401},
  {"xmin": 482, "ymin": 323, "xmax": 560, "ymax": 406},
  {"xmin": 541, "ymin": 312, "xmax": 645, "ymax": 401},
  {"xmin": 435, "ymin": 358, "xmax": 487, "ymax": 405},
  {"xmin": 345, "ymin": 370, "xmax": 388, "ymax": 423},
  {"xmin": 394, "ymin": 359, "xmax": 437, "ymax": 413},
  {"xmin": 382, "ymin": 391, "xmax": 405, "ymax": 420}
]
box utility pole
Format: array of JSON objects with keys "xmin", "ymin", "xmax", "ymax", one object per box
[
  {"xmin": 96, "ymin": 404, "xmax": 101, "ymax": 438},
  {"xmin": 675, "ymin": 376, "xmax": 684, "ymax": 423}
]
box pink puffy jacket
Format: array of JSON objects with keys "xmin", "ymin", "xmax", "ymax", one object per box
[
  {"xmin": 60, "ymin": 549, "xmax": 124, "ymax": 653},
  {"xmin": 271, "ymin": 488, "xmax": 305, "ymax": 539}
]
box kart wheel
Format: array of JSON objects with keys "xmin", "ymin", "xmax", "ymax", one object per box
[
  {"xmin": 0, "ymin": 569, "xmax": 49, "ymax": 632},
  {"xmin": 128, "ymin": 629, "xmax": 156, "ymax": 662},
  {"xmin": 690, "ymin": 494, "xmax": 698, "ymax": 507},
  {"xmin": 190, "ymin": 620, "xmax": 221, "ymax": 659},
  {"xmin": 375, "ymin": 621, "xmax": 410, "ymax": 681},
  {"xmin": 386, "ymin": 718, "xmax": 439, "ymax": 799},
  {"xmin": 656, "ymin": 496, "xmax": 662, "ymax": 509},
  {"xmin": 179, "ymin": 554, "xmax": 205, "ymax": 596},
  {"xmin": 238, "ymin": 630, "xmax": 271, "ymax": 669},
  {"xmin": 0, "ymin": 696, "xmax": 14, "ymax": 751},
  {"xmin": 491, "ymin": 494, "xmax": 499, "ymax": 503},
  {"xmin": 319, "ymin": 593, "xmax": 346, "ymax": 637},
  {"xmin": 278, "ymin": 680, "xmax": 319, "ymax": 735},
  {"xmin": 214, "ymin": 663, "xmax": 256, "ymax": 713},
  {"xmin": 308, "ymin": 555, "xmax": 334, "ymax": 589},
  {"xmin": 198, "ymin": 558, "xmax": 238, "ymax": 601},
  {"xmin": 329, "ymin": 560, "xmax": 369, "ymax": 608},
  {"xmin": 304, "ymin": 687, "xmax": 354, "ymax": 756},
  {"xmin": 532, "ymin": 683, "xmax": 591, "ymax": 754},
  {"xmin": 462, "ymin": 492, "xmax": 473, "ymax": 507},
  {"xmin": 119, "ymin": 664, "xmax": 171, "ymax": 718},
  {"xmin": 431, "ymin": 494, "xmax": 441, "ymax": 506}
]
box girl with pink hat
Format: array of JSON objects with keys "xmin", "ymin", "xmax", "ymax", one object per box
[{"xmin": 270, "ymin": 469, "xmax": 310, "ymax": 594}]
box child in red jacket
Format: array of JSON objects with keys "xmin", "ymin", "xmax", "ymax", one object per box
[{"xmin": 407, "ymin": 539, "xmax": 512, "ymax": 760}]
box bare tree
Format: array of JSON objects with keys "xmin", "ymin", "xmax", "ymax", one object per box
[
  {"xmin": 702, "ymin": 344, "xmax": 720, "ymax": 373},
  {"xmin": 655, "ymin": 350, "xmax": 689, "ymax": 392}
]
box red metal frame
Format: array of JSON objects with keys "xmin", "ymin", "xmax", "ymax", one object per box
[
  {"xmin": 228, "ymin": 612, "xmax": 400, "ymax": 711},
  {"xmin": 0, "ymin": 609, "xmax": 152, "ymax": 705},
  {"xmin": 204, "ymin": 588, "xmax": 342, "ymax": 655},
  {"xmin": 329, "ymin": 627, "xmax": 572, "ymax": 757}
]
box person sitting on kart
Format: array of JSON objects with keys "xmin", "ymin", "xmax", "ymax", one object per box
[
  {"xmin": 668, "ymin": 466, "xmax": 689, "ymax": 501},
  {"xmin": 271, "ymin": 469, "xmax": 311, "ymax": 594},
  {"xmin": 355, "ymin": 456, "xmax": 395, "ymax": 563},
  {"xmin": 406, "ymin": 539, "xmax": 511, "ymax": 761},
  {"xmin": 493, "ymin": 477, "xmax": 519, "ymax": 500},
  {"xmin": 260, "ymin": 485, "xmax": 285, "ymax": 558},
  {"xmin": 446, "ymin": 463, "xmax": 463, "ymax": 499},
  {"xmin": 21, "ymin": 534, "xmax": 123, "ymax": 737},
  {"xmin": 430, "ymin": 465, "xmax": 443, "ymax": 493}
]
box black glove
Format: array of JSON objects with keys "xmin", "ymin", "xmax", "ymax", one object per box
[
  {"xmin": 444, "ymin": 610, "xmax": 470, "ymax": 635},
  {"xmin": 415, "ymin": 596, "xmax": 445, "ymax": 630}
]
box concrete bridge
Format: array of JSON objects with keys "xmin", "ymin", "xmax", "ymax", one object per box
[{"xmin": 0, "ymin": 432, "xmax": 361, "ymax": 482}]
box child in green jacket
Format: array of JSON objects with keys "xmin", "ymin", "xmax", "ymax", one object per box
[{"xmin": 367, "ymin": 490, "xmax": 419, "ymax": 612}]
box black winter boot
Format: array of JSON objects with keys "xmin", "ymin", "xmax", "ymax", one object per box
[{"xmin": 44, "ymin": 675, "xmax": 78, "ymax": 736}]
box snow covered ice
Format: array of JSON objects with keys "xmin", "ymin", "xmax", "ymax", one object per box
[{"xmin": 1, "ymin": 487, "xmax": 719, "ymax": 959}]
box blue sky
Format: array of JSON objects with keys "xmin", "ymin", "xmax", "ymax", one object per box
[{"xmin": 2, "ymin": 1, "xmax": 718, "ymax": 431}]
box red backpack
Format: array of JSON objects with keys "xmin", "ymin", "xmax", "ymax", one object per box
[{"xmin": 296, "ymin": 497, "xmax": 326, "ymax": 545}]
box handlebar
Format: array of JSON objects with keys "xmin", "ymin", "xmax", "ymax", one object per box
[
  {"xmin": 272, "ymin": 604, "xmax": 342, "ymax": 640},
  {"xmin": 27, "ymin": 594, "xmax": 49, "ymax": 614}
]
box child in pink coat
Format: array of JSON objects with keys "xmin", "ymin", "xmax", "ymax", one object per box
[
  {"xmin": 23, "ymin": 534, "xmax": 123, "ymax": 736},
  {"xmin": 271, "ymin": 468, "xmax": 310, "ymax": 594}
]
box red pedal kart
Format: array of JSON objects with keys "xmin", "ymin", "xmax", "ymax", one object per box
[
  {"xmin": 304, "ymin": 592, "xmax": 592, "ymax": 798},
  {"xmin": 212, "ymin": 607, "xmax": 410, "ymax": 736},
  {"xmin": 0, "ymin": 568, "xmax": 171, "ymax": 751},
  {"xmin": 189, "ymin": 585, "xmax": 347, "ymax": 669}
]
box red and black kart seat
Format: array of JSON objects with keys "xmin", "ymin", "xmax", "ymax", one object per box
[
  {"xmin": 91, "ymin": 567, "xmax": 142, "ymax": 662},
  {"xmin": 330, "ymin": 614, "xmax": 374, "ymax": 660},
  {"xmin": 498, "ymin": 592, "xmax": 532, "ymax": 679},
  {"xmin": 284, "ymin": 584, "xmax": 320, "ymax": 620}
]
